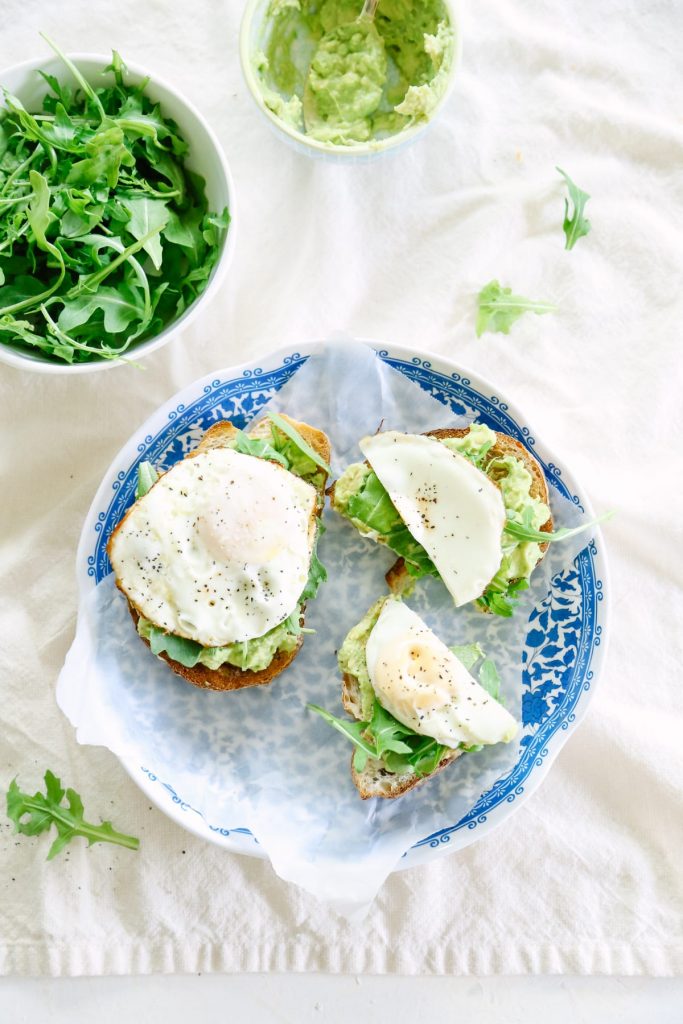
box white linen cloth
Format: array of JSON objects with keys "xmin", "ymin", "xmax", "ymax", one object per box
[{"xmin": 1, "ymin": 0, "xmax": 681, "ymax": 977}]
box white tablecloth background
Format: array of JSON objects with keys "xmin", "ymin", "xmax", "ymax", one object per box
[{"xmin": 1, "ymin": 0, "xmax": 681, "ymax": 977}]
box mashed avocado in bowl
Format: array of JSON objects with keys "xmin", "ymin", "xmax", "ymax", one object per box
[{"xmin": 241, "ymin": 0, "xmax": 460, "ymax": 155}]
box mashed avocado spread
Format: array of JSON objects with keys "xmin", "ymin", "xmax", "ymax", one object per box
[
  {"xmin": 338, "ymin": 597, "xmax": 385, "ymax": 719},
  {"xmin": 255, "ymin": 0, "xmax": 455, "ymax": 146},
  {"xmin": 137, "ymin": 614, "xmax": 300, "ymax": 672}
]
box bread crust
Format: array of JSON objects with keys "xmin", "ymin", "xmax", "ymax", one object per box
[
  {"xmin": 108, "ymin": 414, "xmax": 330, "ymax": 693},
  {"xmin": 350, "ymin": 747, "xmax": 462, "ymax": 799}
]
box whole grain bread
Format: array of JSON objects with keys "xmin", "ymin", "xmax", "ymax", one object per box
[
  {"xmin": 108, "ymin": 414, "xmax": 330, "ymax": 693},
  {"xmin": 341, "ymin": 669, "xmax": 462, "ymax": 799}
]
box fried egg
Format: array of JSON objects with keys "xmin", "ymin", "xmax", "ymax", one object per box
[
  {"xmin": 359, "ymin": 431, "xmax": 506, "ymax": 606},
  {"xmin": 108, "ymin": 447, "xmax": 317, "ymax": 647},
  {"xmin": 365, "ymin": 600, "xmax": 518, "ymax": 748}
]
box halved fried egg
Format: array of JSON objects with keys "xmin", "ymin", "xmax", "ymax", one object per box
[
  {"xmin": 365, "ymin": 600, "xmax": 518, "ymax": 748},
  {"xmin": 360, "ymin": 431, "xmax": 506, "ymax": 605}
]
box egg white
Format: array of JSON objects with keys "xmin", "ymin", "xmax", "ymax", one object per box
[
  {"xmin": 365, "ymin": 600, "xmax": 518, "ymax": 748},
  {"xmin": 108, "ymin": 447, "xmax": 317, "ymax": 647},
  {"xmin": 359, "ymin": 431, "xmax": 506, "ymax": 606}
]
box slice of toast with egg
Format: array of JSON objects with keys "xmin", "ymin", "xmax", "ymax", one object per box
[
  {"xmin": 327, "ymin": 423, "xmax": 552, "ymax": 606},
  {"xmin": 107, "ymin": 414, "xmax": 331, "ymax": 692},
  {"xmin": 384, "ymin": 428, "xmax": 553, "ymax": 597},
  {"xmin": 310, "ymin": 596, "xmax": 518, "ymax": 799}
]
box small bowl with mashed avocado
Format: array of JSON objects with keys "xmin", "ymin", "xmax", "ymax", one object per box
[{"xmin": 240, "ymin": 0, "xmax": 461, "ymax": 158}]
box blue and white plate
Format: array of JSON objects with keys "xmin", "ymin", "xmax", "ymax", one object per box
[{"xmin": 77, "ymin": 341, "xmax": 609, "ymax": 869}]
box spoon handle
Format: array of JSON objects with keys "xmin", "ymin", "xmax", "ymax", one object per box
[{"xmin": 361, "ymin": 0, "xmax": 380, "ymax": 19}]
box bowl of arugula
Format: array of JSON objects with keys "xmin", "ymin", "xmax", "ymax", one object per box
[{"xmin": 0, "ymin": 38, "xmax": 235, "ymax": 373}]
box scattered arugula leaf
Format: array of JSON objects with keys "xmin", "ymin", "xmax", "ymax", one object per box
[
  {"xmin": 0, "ymin": 39, "xmax": 230, "ymax": 364},
  {"xmin": 557, "ymin": 166, "xmax": 591, "ymax": 250},
  {"xmin": 476, "ymin": 280, "xmax": 556, "ymax": 338},
  {"xmin": 6, "ymin": 770, "xmax": 139, "ymax": 859}
]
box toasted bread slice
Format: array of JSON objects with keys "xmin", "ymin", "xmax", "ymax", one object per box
[
  {"xmin": 341, "ymin": 670, "xmax": 462, "ymax": 799},
  {"xmin": 110, "ymin": 414, "xmax": 330, "ymax": 693},
  {"xmin": 386, "ymin": 427, "xmax": 553, "ymax": 597}
]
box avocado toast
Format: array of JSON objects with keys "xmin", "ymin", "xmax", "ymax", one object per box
[
  {"xmin": 107, "ymin": 413, "xmax": 331, "ymax": 692},
  {"xmin": 310, "ymin": 596, "xmax": 518, "ymax": 799},
  {"xmin": 330, "ymin": 423, "xmax": 554, "ymax": 617}
]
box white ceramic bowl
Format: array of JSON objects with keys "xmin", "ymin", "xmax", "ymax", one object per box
[
  {"xmin": 0, "ymin": 53, "xmax": 236, "ymax": 374},
  {"xmin": 240, "ymin": 0, "xmax": 462, "ymax": 161}
]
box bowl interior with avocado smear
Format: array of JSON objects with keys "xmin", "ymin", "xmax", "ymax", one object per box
[
  {"xmin": 0, "ymin": 41, "xmax": 234, "ymax": 373},
  {"xmin": 241, "ymin": 0, "xmax": 461, "ymax": 156}
]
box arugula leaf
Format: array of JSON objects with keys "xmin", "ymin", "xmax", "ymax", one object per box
[
  {"xmin": 367, "ymin": 701, "xmax": 413, "ymax": 757},
  {"xmin": 346, "ymin": 471, "xmax": 438, "ymax": 579},
  {"xmin": 202, "ymin": 209, "xmax": 231, "ymax": 247},
  {"xmin": 299, "ymin": 525, "xmax": 327, "ymax": 603},
  {"xmin": 478, "ymin": 658, "xmax": 502, "ymax": 701},
  {"xmin": 135, "ymin": 460, "xmax": 159, "ymax": 498},
  {"xmin": 58, "ymin": 283, "xmax": 146, "ymax": 334},
  {"xmin": 146, "ymin": 626, "xmax": 203, "ymax": 667},
  {"xmin": 124, "ymin": 196, "xmax": 170, "ymax": 270},
  {"xmin": 307, "ymin": 704, "xmax": 378, "ymax": 772},
  {"xmin": 268, "ymin": 413, "xmax": 331, "ymax": 474},
  {"xmin": 0, "ymin": 170, "xmax": 66, "ymax": 316},
  {"xmin": 6, "ymin": 770, "xmax": 139, "ymax": 859},
  {"xmin": 450, "ymin": 642, "xmax": 485, "ymax": 671},
  {"xmin": 41, "ymin": 33, "xmax": 107, "ymax": 120},
  {"xmin": 232, "ymin": 430, "xmax": 289, "ymax": 468},
  {"xmin": 504, "ymin": 508, "xmax": 612, "ymax": 545},
  {"xmin": 450, "ymin": 644, "xmax": 503, "ymax": 701},
  {"xmin": 310, "ymin": 696, "xmax": 450, "ymax": 780},
  {"xmin": 477, "ymin": 577, "xmax": 529, "ymax": 618},
  {"xmin": 66, "ymin": 126, "xmax": 135, "ymax": 189},
  {"xmin": 557, "ymin": 167, "xmax": 591, "ymax": 250},
  {"xmin": 476, "ymin": 280, "xmax": 556, "ymax": 338},
  {"xmin": 367, "ymin": 701, "xmax": 449, "ymax": 779},
  {"xmin": 26, "ymin": 171, "xmax": 56, "ymax": 251},
  {"xmin": 104, "ymin": 50, "xmax": 126, "ymax": 88}
]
